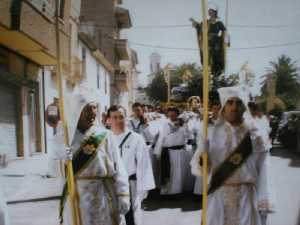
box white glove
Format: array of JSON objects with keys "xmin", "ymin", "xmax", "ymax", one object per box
[
  {"xmin": 118, "ymin": 215, "xmax": 127, "ymax": 225},
  {"xmin": 65, "ymin": 147, "xmax": 73, "ymax": 161},
  {"xmin": 118, "ymin": 196, "xmax": 130, "ymax": 214}
]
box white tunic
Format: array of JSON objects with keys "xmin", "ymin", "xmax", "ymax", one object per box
[
  {"xmin": 63, "ymin": 125, "xmax": 130, "ymax": 225},
  {"xmin": 191, "ymin": 119, "xmax": 272, "ymax": 225},
  {"xmin": 255, "ymin": 116, "xmax": 271, "ymax": 135},
  {"xmin": 154, "ymin": 120, "xmax": 193, "ymax": 194},
  {"xmin": 113, "ymin": 130, "xmax": 155, "ymax": 225},
  {"xmin": 127, "ymin": 118, "xmax": 153, "ymax": 144}
]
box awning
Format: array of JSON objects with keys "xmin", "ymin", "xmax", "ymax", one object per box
[{"xmin": 0, "ymin": 26, "xmax": 56, "ymax": 65}]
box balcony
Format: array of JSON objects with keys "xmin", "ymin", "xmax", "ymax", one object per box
[
  {"xmin": 115, "ymin": 70, "xmax": 129, "ymax": 92},
  {"xmin": 78, "ymin": 30, "xmax": 115, "ymax": 73},
  {"xmin": 115, "ymin": 39, "xmax": 129, "ymax": 61},
  {"xmin": 115, "ymin": 7, "xmax": 132, "ymax": 29},
  {"xmin": 26, "ymin": 0, "xmax": 55, "ymax": 18},
  {"xmin": 0, "ymin": 0, "xmax": 70, "ymax": 66}
]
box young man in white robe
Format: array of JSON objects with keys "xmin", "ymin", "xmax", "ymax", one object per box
[
  {"xmin": 56, "ymin": 90, "xmax": 130, "ymax": 225},
  {"xmin": 193, "ymin": 101, "xmax": 221, "ymax": 196},
  {"xmin": 154, "ymin": 107, "xmax": 194, "ymax": 195},
  {"xmin": 248, "ymin": 102, "xmax": 272, "ymax": 135},
  {"xmin": 128, "ymin": 102, "xmax": 153, "ymax": 146},
  {"xmin": 191, "ymin": 86, "xmax": 273, "ymax": 225},
  {"xmin": 107, "ymin": 105, "xmax": 155, "ymax": 225}
]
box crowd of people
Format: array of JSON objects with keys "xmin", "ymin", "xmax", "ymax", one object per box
[{"xmin": 0, "ymin": 86, "xmax": 276, "ymax": 225}]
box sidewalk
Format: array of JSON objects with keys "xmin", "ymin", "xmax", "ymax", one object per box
[{"xmin": 0, "ymin": 154, "xmax": 63, "ymax": 203}]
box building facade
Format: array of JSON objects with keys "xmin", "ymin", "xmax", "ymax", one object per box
[
  {"xmin": 148, "ymin": 52, "xmax": 162, "ymax": 85},
  {"xmin": 0, "ymin": 0, "xmax": 138, "ymax": 166},
  {"xmin": 0, "ymin": 0, "xmax": 71, "ymax": 162},
  {"xmin": 80, "ymin": 0, "xmax": 135, "ymax": 110}
]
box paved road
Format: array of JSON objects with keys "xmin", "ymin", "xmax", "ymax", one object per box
[{"xmin": 8, "ymin": 146, "xmax": 300, "ymax": 225}]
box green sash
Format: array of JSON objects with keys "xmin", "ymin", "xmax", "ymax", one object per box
[
  {"xmin": 208, "ymin": 132, "xmax": 253, "ymax": 195},
  {"xmin": 59, "ymin": 132, "xmax": 107, "ymax": 224}
]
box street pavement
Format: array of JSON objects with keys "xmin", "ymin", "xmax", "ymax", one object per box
[{"xmin": 5, "ymin": 146, "xmax": 300, "ymax": 225}]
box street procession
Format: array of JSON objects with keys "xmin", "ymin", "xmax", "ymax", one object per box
[{"xmin": 0, "ymin": 0, "xmax": 300, "ymax": 225}]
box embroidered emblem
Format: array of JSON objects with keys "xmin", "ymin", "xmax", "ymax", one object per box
[
  {"xmin": 229, "ymin": 153, "xmax": 242, "ymax": 165},
  {"xmin": 83, "ymin": 144, "xmax": 96, "ymax": 155}
]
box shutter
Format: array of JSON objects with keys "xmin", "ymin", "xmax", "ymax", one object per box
[{"xmin": 0, "ymin": 82, "xmax": 18, "ymax": 158}]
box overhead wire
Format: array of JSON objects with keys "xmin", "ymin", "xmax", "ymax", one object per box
[
  {"xmin": 128, "ymin": 40, "xmax": 300, "ymax": 51},
  {"xmin": 97, "ymin": 32, "xmax": 300, "ymax": 52},
  {"xmin": 80, "ymin": 25, "xmax": 300, "ymax": 54},
  {"xmin": 79, "ymin": 22, "xmax": 298, "ymax": 29}
]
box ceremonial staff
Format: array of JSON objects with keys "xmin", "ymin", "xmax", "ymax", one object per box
[
  {"xmin": 55, "ymin": 1, "xmax": 81, "ymax": 224},
  {"xmin": 163, "ymin": 63, "xmax": 173, "ymax": 106},
  {"xmin": 199, "ymin": 0, "xmax": 210, "ymax": 225}
]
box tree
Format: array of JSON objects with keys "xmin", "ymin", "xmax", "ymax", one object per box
[
  {"xmin": 262, "ymin": 55, "xmax": 300, "ymax": 110},
  {"xmin": 170, "ymin": 63, "xmax": 201, "ymax": 87},
  {"xmin": 147, "ymin": 62, "xmax": 239, "ymax": 103},
  {"xmin": 146, "ymin": 71, "xmax": 168, "ymax": 102}
]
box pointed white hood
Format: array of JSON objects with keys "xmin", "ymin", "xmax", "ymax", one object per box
[{"xmin": 65, "ymin": 87, "xmax": 99, "ymax": 144}]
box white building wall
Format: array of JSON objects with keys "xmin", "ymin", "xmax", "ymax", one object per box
[
  {"xmin": 78, "ymin": 41, "xmax": 111, "ymax": 114},
  {"xmin": 119, "ymin": 92, "xmax": 130, "ymax": 115},
  {"xmin": 20, "ymin": 70, "xmax": 47, "ymax": 158},
  {"xmin": 42, "ymin": 41, "xmax": 112, "ymax": 160},
  {"xmin": 43, "ymin": 68, "xmax": 59, "ymax": 155}
]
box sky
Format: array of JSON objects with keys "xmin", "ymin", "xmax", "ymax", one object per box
[{"xmin": 121, "ymin": 0, "xmax": 300, "ymax": 91}]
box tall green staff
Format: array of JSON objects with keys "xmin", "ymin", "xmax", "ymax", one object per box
[
  {"xmin": 55, "ymin": 1, "xmax": 81, "ymax": 224},
  {"xmin": 200, "ymin": 0, "xmax": 210, "ymax": 224}
]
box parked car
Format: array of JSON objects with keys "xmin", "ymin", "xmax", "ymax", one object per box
[
  {"xmin": 277, "ymin": 111, "xmax": 300, "ymax": 150},
  {"xmin": 171, "ymin": 84, "xmax": 188, "ymax": 102}
]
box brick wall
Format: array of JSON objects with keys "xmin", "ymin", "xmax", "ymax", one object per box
[{"xmin": 0, "ymin": 0, "xmax": 11, "ymax": 28}]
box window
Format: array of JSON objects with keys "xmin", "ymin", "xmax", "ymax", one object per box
[
  {"xmin": 82, "ymin": 47, "xmax": 86, "ymax": 76},
  {"xmin": 97, "ymin": 64, "xmax": 100, "ymax": 89},
  {"xmin": 104, "ymin": 71, "xmax": 107, "ymax": 94},
  {"xmin": 98, "ymin": 30, "xmax": 102, "ymax": 49},
  {"xmin": 59, "ymin": 0, "xmax": 65, "ymax": 18}
]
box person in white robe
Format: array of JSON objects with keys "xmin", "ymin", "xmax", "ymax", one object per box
[
  {"xmin": 248, "ymin": 102, "xmax": 271, "ymax": 135},
  {"xmin": 179, "ymin": 110, "xmax": 201, "ymax": 193},
  {"xmin": 193, "ymin": 101, "xmax": 221, "ymax": 195},
  {"xmin": 128, "ymin": 102, "xmax": 153, "ymax": 145},
  {"xmin": 145, "ymin": 111, "xmax": 168, "ymax": 187},
  {"xmin": 154, "ymin": 107, "xmax": 193, "ymax": 194},
  {"xmin": 107, "ymin": 105, "xmax": 155, "ymax": 225},
  {"xmin": 55, "ymin": 89, "xmax": 130, "ymax": 225},
  {"xmin": 191, "ymin": 86, "xmax": 273, "ymax": 225}
]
